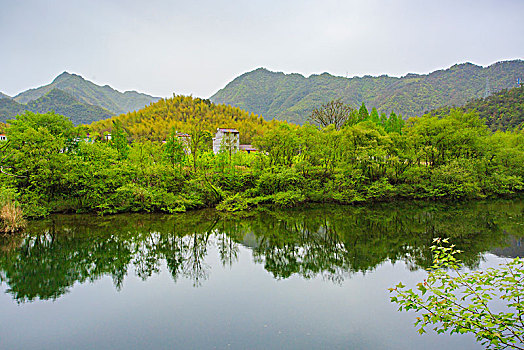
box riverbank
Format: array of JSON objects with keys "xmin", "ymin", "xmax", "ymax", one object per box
[{"xmin": 1, "ymin": 110, "xmax": 522, "ymax": 219}]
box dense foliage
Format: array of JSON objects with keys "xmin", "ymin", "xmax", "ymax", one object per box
[
  {"xmin": 428, "ymin": 85, "xmax": 524, "ymax": 131},
  {"xmin": 210, "ymin": 60, "xmax": 524, "ymax": 124},
  {"xmin": 90, "ymin": 94, "xmax": 282, "ymax": 143},
  {"xmin": 391, "ymin": 239, "xmax": 524, "ymax": 349},
  {"xmin": 0, "ymin": 89, "xmax": 113, "ymax": 125},
  {"xmin": 0, "ymin": 103, "xmax": 522, "ymax": 218},
  {"xmin": 13, "ymin": 71, "xmax": 159, "ymax": 114}
]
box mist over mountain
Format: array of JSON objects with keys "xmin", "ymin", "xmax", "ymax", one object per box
[{"xmin": 210, "ymin": 60, "xmax": 524, "ymax": 124}]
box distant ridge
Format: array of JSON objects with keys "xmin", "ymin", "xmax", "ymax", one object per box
[
  {"xmin": 0, "ymin": 89, "xmax": 113, "ymax": 125},
  {"xmin": 210, "ymin": 60, "xmax": 524, "ymax": 124},
  {"xmin": 14, "ymin": 72, "xmax": 160, "ymax": 115},
  {"xmin": 0, "ymin": 92, "xmax": 10, "ymax": 100}
]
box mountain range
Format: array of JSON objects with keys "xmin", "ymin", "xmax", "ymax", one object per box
[
  {"xmin": 210, "ymin": 60, "xmax": 524, "ymax": 124},
  {"xmin": 0, "ymin": 89, "xmax": 114, "ymax": 125},
  {"xmin": 0, "ymin": 72, "xmax": 160, "ymax": 125}
]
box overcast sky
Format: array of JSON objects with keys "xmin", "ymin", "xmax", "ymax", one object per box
[{"xmin": 1, "ymin": 0, "xmax": 523, "ymax": 98}]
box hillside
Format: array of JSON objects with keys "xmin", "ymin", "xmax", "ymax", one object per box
[
  {"xmin": 428, "ymin": 85, "xmax": 524, "ymax": 131},
  {"xmin": 210, "ymin": 60, "xmax": 524, "ymax": 124},
  {"xmin": 0, "ymin": 89, "xmax": 113, "ymax": 125},
  {"xmin": 89, "ymin": 95, "xmax": 282, "ymax": 143},
  {"xmin": 0, "ymin": 92, "xmax": 10, "ymax": 99},
  {"xmin": 0, "ymin": 98, "xmax": 26, "ymax": 119},
  {"xmin": 14, "ymin": 72, "xmax": 160, "ymax": 114}
]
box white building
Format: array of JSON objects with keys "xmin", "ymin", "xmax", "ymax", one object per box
[{"xmin": 213, "ymin": 128, "xmax": 239, "ymax": 154}]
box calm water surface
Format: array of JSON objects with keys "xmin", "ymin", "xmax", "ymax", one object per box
[{"xmin": 0, "ymin": 199, "xmax": 523, "ymax": 349}]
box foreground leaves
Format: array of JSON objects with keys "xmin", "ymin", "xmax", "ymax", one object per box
[{"xmin": 390, "ymin": 238, "xmax": 524, "ymax": 349}]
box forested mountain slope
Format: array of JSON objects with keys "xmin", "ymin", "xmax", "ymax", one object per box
[
  {"xmin": 210, "ymin": 60, "xmax": 524, "ymax": 124},
  {"xmin": 0, "ymin": 92, "xmax": 10, "ymax": 100},
  {"xmin": 14, "ymin": 72, "xmax": 160, "ymax": 114},
  {"xmin": 428, "ymin": 85, "xmax": 524, "ymax": 131},
  {"xmin": 0, "ymin": 98, "xmax": 26, "ymax": 119},
  {"xmin": 0, "ymin": 89, "xmax": 113, "ymax": 125},
  {"xmin": 89, "ymin": 95, "xmax": 282, "ymax": 143}
]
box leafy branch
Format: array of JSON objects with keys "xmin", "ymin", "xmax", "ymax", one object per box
[{"xmin": 390, "ymin": 238, "xmax": 524, "ymax": 350}]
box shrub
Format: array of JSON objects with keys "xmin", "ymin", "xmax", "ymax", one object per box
[
  {"xmin": 1, "ymin": 202, "xmax": 26, "ymax": 233},
  {"xmin": 216, "ymin": 194, "xmax": 249, "ymax": 212}
]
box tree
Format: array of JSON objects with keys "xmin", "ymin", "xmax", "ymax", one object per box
[
  {"xmin": 187, "ymin": 118, "xmax": 212, "ymax": 171},
  {"xmin": 164, "ymin": 128, "xmax": 185, "ymax": 168},
  {"xmin": 110, "ymin": 121, "xmax": 129, "ymax": 160},
  {"xmin": 370, "ymin": 107, "xmax": 380, "ymax": 125},
  {"xmin": 219, "ymin": 131, "xmax": 238, "ymax": 165},
  {"xmin": 308, "ymin": 99, "xmax": 353, "ymax": 130},
  {"xmin": 390, "ymin": 238, "xmax": 524, "ymax": 350},
  {"xmin": 358, "ymin": 102, "xmax": 369, "ymax": 121}
]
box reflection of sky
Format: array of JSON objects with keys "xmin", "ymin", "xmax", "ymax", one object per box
[{"xmin": 0, "ymin": 239, "xmax": 501, "ymax": 349}]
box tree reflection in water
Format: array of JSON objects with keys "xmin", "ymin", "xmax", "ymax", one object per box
[{"xmin": 0, "ymin": 199, "xmax": 522, "ymax": 302}]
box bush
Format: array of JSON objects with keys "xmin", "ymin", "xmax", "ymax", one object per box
[
  {"xmin": 216, "ymin": 194, "xmax": 249, "ymax": 212},
  {"xmin": 257, "ymin": 168, "xmax": 305, "ymax": 195},
  {"xmin": 273, "ymin": 190, "xmax": 306, "ymax": 208},
  {"xmin": 1, "ymin": 202, "xmax": 26, "ymax": 233}
]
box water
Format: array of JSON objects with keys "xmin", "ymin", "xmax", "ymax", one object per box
[{"xmin": 0, "ymin": 199, "xmax": 522, "ymax": 349}]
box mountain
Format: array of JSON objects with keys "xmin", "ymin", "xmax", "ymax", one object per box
[
  {"xmin": 0, "ymin": 89, "xmax": 113, "ymax": 125},
  {"xmin": 0, "ymin": 92, "xmax": 11, "ymax": 100},
  {"xmin": 428, "ymin": 85, "xmax": 524, "ymax": 131},
  {"xmin": 14, "ymin": 72, "xmax": 160, "ymax": 115},
  {"xmin": 89, "ymin": 95, "xmax": 281, "ymax": 143},
  {"xmin": 0, "ymin": 98, "xmax": 26, "ymax": 119},
  {"xmin": 210, "ymin": 60, "xmax": 524, "ymax": 124}
]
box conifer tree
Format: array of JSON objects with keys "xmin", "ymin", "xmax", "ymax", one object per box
[{"xmin": 358, "ymin": 103, "xmax": 369, "ymax": 121}]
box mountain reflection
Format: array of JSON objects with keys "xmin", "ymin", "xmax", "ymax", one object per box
[{"xmin": 0, "ymin": 199, "xmax": 522, "ymax": 302}]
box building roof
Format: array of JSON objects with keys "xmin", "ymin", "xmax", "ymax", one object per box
[
  {"xmin": 217, "ymin": 128, "xmax": 239, "ymax": 133},
  {"xmin": 239, "ymin": 144, "xmax": 257, "ymax": 151}
]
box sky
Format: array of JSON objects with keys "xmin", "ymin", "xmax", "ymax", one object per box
[{"xmin": 1, "ymin": 0, "xmax": 523, "ymax": 98}]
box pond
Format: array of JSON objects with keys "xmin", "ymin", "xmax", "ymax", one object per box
[{"xmin": 0, "ymin": 199, "xmax": 523, "ymax": 349}]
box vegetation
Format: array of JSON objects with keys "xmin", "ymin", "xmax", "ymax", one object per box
[
  {"xmin": 13, "ymin": 72, "xmax": 159, "ymax": 114},
  {"xmin": 390, "ymin": 238, "xmax": 524, "ymax": 350},
  {"xmin": 0, "ymin": 93, "xmax": 521, "ymax": 220},
  {"xmin": 90, "ymin": 94, "xmax": 281, "ymax": 143},
  {"xmin": 0, "ymin": 89, "xmax": 113, "ymax": 125},
  {"xmin": 428, "ymin": 85, "xmax": 524, "ymax": 131},
  {"xmin": 210, "ymin": 60, "xmax": 524, "ymax": 124}
]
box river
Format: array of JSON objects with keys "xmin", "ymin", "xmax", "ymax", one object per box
[{"xmin": 0, "ymin": 199, "xmax": 522, "ymax": 349}]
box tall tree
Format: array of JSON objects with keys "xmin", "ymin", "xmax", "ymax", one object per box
[
  {"xmin": 358, "ymin": 103, "xmax": 370, "ymax": 121},
  {"xmin": 110, "ymin": 121, "xmax": 129, "ymax": 160}
]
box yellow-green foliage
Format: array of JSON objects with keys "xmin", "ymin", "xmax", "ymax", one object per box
[{"xmin": 89, "ymin": 95, "xmax": 284, "ymax": 144}]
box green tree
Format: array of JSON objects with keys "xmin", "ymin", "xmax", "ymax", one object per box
[
  {"xmin": 358, "ymin": 102, "xmax": 369, "ymax": 121},
  {"xmin": 370, "ymin": 107, "xmax": 380, "ymax": 125},
  {"xmin": 110, "ymin": 121, "xmax": 129, "ymax": 160},
  {"xmin": 164, "ymin": 128, "xmax": 185, "ymax": 168}
]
